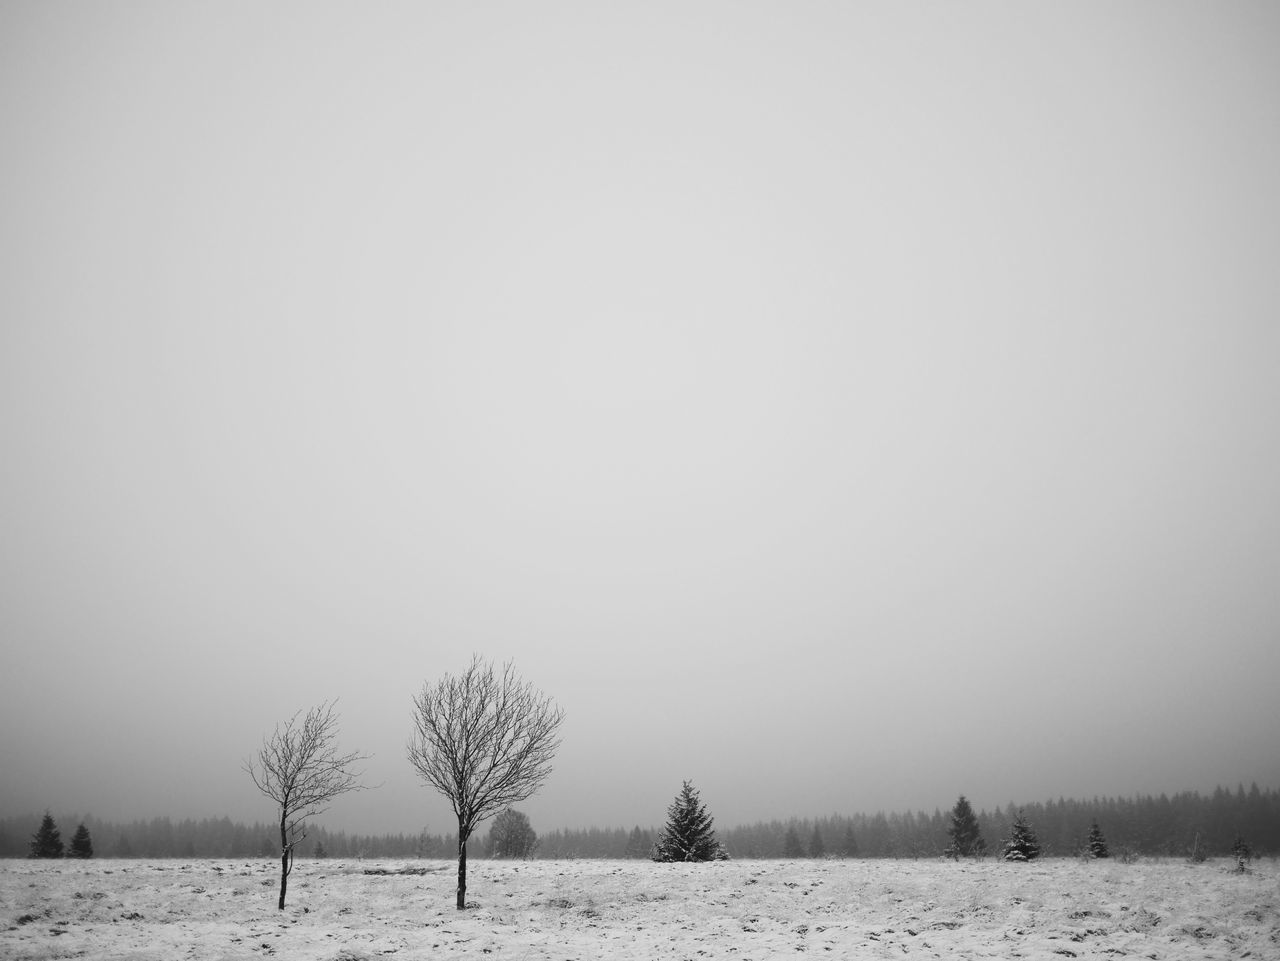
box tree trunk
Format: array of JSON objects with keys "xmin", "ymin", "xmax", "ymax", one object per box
[
  {"xmin": 456, "ymin": 823, "xmax": 468, "ymax": 910},
  {"xmin": 278, "ymin": 817, "xmax": 289, "ymax": 910}
]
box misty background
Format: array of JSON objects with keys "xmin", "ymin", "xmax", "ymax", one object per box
[{"xmin": 2, "ymin": 2, "xmax": 1278, "ymax": 839}]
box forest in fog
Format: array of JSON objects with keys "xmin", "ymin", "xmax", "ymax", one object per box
[{"xmin": 5, "ymin": 783, "xmax": 1276, "ymax": 861}]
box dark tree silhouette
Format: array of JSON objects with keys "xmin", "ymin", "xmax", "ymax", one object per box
[
  {"xmin": 782, "ymin": 825, "xmax": 805, "ymax": 858},
  {"xmin": 408, "ymin": 655, "xmax": 564, "ymax": 909},
  {"xmin": 69, "ymin": 823, "xmax": 94, "ymax": 858},
  {"xmin": 488, "ymin": 808, "xmax": 538, "ymax": 859},
  {"xmin": 945, "ymin": 795, "xmax": 986, "ymax": 859},
  {"xmin": 1087, "ymin": 820, "xmax": 1109, "ymax": 859},
  {"xmin": 1002, "ymin": 811, "xmax": 1041, "ymax": 861},
  {"xmin": 653, "ymin": 780, "xmax": 727, "ymax": 862},
  {"xmin": 245, "ymin": 701, "xmax": 368, "ymax": 910},
  {"xmin": 809, "ymin": 825, "xmax": 825, "ymax": 858},
  {"xmin": 29, "ymin": 812, "xmax": 63, "ymax": 858}
]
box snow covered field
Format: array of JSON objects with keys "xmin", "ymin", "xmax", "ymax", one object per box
[{"xmin": 3, "ymin": 856, "xmax": 1276, "ymax": 959}]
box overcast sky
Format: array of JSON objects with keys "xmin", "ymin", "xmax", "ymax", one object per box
[{"xmin": 3, "ymin": 2, "xmax": 1279, "ymax": 838}]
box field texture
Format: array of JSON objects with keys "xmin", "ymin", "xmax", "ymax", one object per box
[{"xmin": 2, "ymin": 856, "xmax": 1277, "ymax": 960}]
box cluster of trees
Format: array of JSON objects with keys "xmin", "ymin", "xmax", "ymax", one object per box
[
  {"xmin": 231, "ymin": 658, "xmax": 564, "ymax": 909},
  {"xmin": 0, "ymin": 813, "xmax": 492, "ymax": 861},
  {"xmin": 6, "ymin": 653, "xmax": 564, "ymax": 911},
  {"xmin": 8, "ymin": 783, "xmax": 1276, "ymax": 864},
  {"xmin": 716, "ymin": 784, "xmax": 1279, "ymax": 860},
  {"xmin": 25, "ymin": 812, "xmax": 94, "ymax": 859}
]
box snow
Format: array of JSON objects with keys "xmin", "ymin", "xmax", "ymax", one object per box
[{"xmin": 3, "ymin": 856, "xmax": 1277, "ymax": 959}]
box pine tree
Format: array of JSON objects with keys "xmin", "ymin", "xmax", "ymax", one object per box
[
  {"xmin": 1001, "ymin": 811, "xmax": 1041, "ymax": 861},
  {"xmin": 783, "ymin": 825, "xmax": 805, "ymax": 858},
  {"xmin": 652, "ymin": 780, "xmax": 727, "ymax": 862},
  {"xmin": 1087, "ymin": 821, "xmax": 1108, "ymax": 859},
  {"xmin": 944, "ymin": 795, "xmax": 986, "ymax": 860},
  {"xmin": 29, "ymin": 812, "xmax": 64, "ymax": 859},
  {"xmin": 69, "ymin": 823, "xmax": 93, "ymax": 858},
  {"xmin": 809, "ymin": 825, "xmax": 825, "ymax": 859}
]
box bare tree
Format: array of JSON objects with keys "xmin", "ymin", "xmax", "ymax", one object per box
[
  {"xmin": 245, "ymin": 701, "xmax": 368, "ymax": 909},
  {"xmin": 408, "ymin": 655, "xmax": 564, "ymax": 909}
]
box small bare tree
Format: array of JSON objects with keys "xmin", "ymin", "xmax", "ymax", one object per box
[
  {"xmin": 408, "ymin": 655, "xmax": 564, "ymax": 909},
  {"xmin": 245, "ymin": 701, "xmax": 367, "ymax": 909}
]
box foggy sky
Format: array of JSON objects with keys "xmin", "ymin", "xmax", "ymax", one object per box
[{"xmin": 3, "ymin": 2, "xmax": 1279, "ymax": 838}]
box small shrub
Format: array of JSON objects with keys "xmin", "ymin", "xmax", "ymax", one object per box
[{"xmin": 1231, "ymin": 835, "xmax": 1252, "ymax": 873}]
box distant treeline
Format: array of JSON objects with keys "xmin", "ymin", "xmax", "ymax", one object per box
[
  {"xmin": 718, "ymin": 783, "xmax": 1280, "ymax": 860},
  {"xmin": 0, "ymin": 814, "xmax": 457, "ymax": 861},
  {"xmin": 3, "ymin": 783, "xmax": 1276, "ymax": 860}
]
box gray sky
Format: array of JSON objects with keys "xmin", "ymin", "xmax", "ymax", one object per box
[{"xmin": 3, "ymin": 2, "xmax": 1279, "ymax": 837}]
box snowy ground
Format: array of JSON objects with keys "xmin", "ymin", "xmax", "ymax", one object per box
[{"xmin": 2, "ymin": 856, "xmax": 1276, "ymax": 959}]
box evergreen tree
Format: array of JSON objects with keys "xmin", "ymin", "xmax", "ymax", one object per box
[
  {"xmin": 1087, "ymin": 821, "xmax": 1108, "ymax": 859},
  {"xmin": 314, "ymin": 840, "xmax": 328, "ymax": 858},
  {"xmin": 652, "ymin": 780, "xmax": 727, "ymax": 862},
  {"xmin": 839, "ymin": 824, "xmax": 859, "ymax": 858},
  {"xmin": 945, "ymin": 795, "xmax": 986, "ymax": 859},
  {"xmin": 808, "ymin": 825, "xmax": 825, "ymax": 858},
  {"xmin": 29, "ymin": 812, "xmax": 64, "ymax": 858},
  {"xmin": 69, "ymin": 823, "xmax": 94, "ymax": 858},
  {"xmin": 1001, "ymin": 811, "xmax": 1041, "ymax": 861},
  {"xmin": 782, "ymin": 825, "xmax": 805, "ymax": 858}
]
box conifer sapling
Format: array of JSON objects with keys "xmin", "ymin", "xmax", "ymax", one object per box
[
  {"xmin": 1001, "ymin": 811, "xmax": 1041, "ymax": 861},
  {"xmin": 1087, "ymin": 821, "xmax": 1108, "ymax": 859}
]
